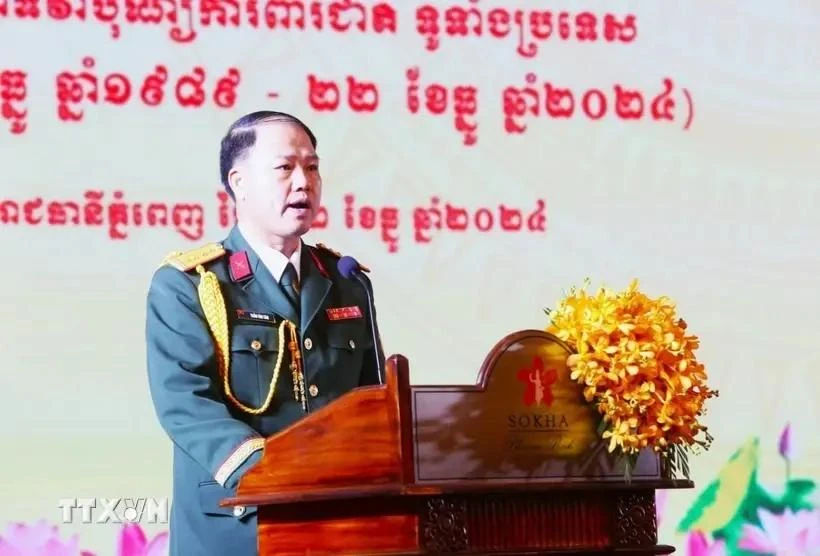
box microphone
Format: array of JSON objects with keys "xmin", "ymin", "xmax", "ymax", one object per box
[{"xmin": 337, "ymin": 256, "xmax": 384, "ymax": 385}]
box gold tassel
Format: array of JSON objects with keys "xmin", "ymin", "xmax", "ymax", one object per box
[{"xmin": 287, "ymin": 325, "xmax": 306, "ymax": 411}]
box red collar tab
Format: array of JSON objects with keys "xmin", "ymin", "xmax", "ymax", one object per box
[
  {"xmin": 308, "ymin": 247, "xmax": 330, "ymax": 278},
  {"xmin": 229, "ymin": 251, "xmax": 253, "ymax": 282}
]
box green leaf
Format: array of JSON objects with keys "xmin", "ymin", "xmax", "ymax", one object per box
[
  {"xmin": 622, "ymin": 453, "xmax": 639, "ymax": 485},
  {"xmin": 710, "ymin": 478, "xmax": 774, "ymax": 548},
  {"xmin": 664, "ymin": 450, "xmax": 678, "ymax": 479},
  {"xmin": 677, "ymin": 480, "xmax": 719, "ymax": 532},
  {"xmin": 678, "ymin": 446, "xmax": 691, "ymax": 479},
  {"xmin": 781, "ymin": 479, "xmax": 816, "ymax": 510},
  {"xmin": 709, "ymin": 479, "xmax": 815, "ymax": 555},
  {"xmin": 675, "ymin": 437, "xmax": 760, "ymax": 534},
  {"xmin": 712, "ymin": 513, "xmax": 758, "ymax": 556}
]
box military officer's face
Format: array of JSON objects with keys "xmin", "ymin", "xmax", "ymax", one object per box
[{"xmin": 230, "ymin": 120, "xmax": 321, "ymax": 241}]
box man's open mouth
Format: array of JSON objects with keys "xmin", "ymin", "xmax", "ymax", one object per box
[{"xmin": 286, "ymin": 200, "xmax": 311, "ymax": 210}]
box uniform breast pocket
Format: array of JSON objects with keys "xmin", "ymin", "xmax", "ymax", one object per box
[
  {"xmin": 325, "ymin": 321, "xmax": 373, "ymax": 379},
  {"xmin": 229, "ymin": 324, "xmax": 283, "ymax": 409}
]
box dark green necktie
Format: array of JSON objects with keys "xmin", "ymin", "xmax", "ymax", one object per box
[{"xmin": 280, "ymin": 262, "xmax": 300, "ymax": 311}]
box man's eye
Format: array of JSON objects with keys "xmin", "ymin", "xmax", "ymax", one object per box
[
  {"xmin": 308, "ymin": 164, "xmax": 319, "ymax": 171},
  {"xmin": 275, "ymin": 164, "xmax": 292, "ymax": 171}
]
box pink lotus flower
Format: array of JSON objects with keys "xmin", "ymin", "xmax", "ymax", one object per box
[
  {"xmin": 0, "ymin": 520, "xmax": 94, "ymax": 556},
  {"xmin": 686, "ymin": 531, "xmax": 726, "ymax": 556},
  {"xmin": 738, "ymin": 508, "xmax": 820, "ymax": 555},
  {"xmin": 656, "ymin": 490, "xmax": 669, "ymax": 527},
  {"xmin": 117, "ymin": 524, "xmax": 167, "ymax": 556}
]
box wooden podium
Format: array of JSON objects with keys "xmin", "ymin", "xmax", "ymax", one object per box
[{"xmin": 222, "ymin": 330, "xmax": 692, "ymax": 555}]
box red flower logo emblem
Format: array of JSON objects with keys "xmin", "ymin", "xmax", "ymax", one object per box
[{"xmin": 516, "ymin": 356, "xmax": 558, "ymax": 407}]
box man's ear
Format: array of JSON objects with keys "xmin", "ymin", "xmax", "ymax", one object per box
[{"xmin": 228, "ymin": 168, "xmax": 244, "ymax": 201}]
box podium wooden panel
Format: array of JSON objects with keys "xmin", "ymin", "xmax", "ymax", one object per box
[{"xmin": 223, "ymin": 330, "xmax": 692, "ymax": 555}]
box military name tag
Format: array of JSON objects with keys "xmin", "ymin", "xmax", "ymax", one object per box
[
  {"xmin": 326, "ymin": 306, "xmax": 363, "ymax": 321},
  {"xmin": 236, "ymin": 309, "xmax": 278, "ymax": 325}
]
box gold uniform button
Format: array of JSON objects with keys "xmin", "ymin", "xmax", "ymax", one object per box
[
  {"xmin": 250, "ymin": 340, "xmax": 262, "ymax": 351},
  {"xmin": 308, "ymin": 384, "xmax": 319, "ymax": 397},
  {"xmin": 233, "ymin": 505, "xmax": 246, "ymax": 517},
  {"xmin": 304, "ymin": 338, "xmax": 313, "ymax": 350},
  {"xmin": 348, "ymin": 339, "xmax": 356, "ymax": 349}
]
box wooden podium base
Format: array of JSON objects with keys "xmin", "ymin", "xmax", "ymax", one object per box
[{"xmin": 253, "ymin": 487, "xmax": 672, "ymax": 555}]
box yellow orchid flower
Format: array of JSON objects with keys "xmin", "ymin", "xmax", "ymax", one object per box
[{"xmin": 548, "ymin": 279, "xmax": 718, "ymax": 458}]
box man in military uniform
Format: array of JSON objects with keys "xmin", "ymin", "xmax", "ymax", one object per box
[{"xmin": 145, "ymin": 111, "xmax": 385, "ymax": 555}]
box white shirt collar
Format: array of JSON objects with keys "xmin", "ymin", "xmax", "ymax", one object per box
[{"xmin": 239, "ymin": 225, "xmax": 302, "ymax": 283}]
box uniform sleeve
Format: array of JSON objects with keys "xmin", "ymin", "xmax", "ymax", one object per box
[
  {"xmin": 359, "ymin": 273, "xmax": 386, "ymax": 387},
  {"xmin": 145, "ymin": 265, "xmax": 263, "ymax": 489}
]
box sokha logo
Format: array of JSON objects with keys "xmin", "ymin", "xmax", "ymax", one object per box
[{"xmin": 516, "ymin": 356, "xmax": 557, "ymax": 407}]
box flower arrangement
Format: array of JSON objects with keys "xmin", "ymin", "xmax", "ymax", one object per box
[{"xmin": 545, "ymin": 278, "xmax": 719, "ymax": 477}]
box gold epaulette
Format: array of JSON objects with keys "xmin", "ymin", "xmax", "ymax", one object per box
[
  {"xmin": 315, "ymin": 243, "xmax": 370, "ymax": 272},
  {"xmin": 162, "ymin": 242, "xmax": 226, "ymax": 271},
  {"xmin": 315, "ymin": 242, "xmax": 341, "ymax": 257}
]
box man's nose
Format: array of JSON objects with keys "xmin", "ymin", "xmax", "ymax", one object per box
[{"xmin": 292, "ymin": 166, "xmax": 309, "ymax": 190}]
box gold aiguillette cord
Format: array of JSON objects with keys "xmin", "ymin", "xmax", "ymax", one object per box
[{"xmin": 286, "ymin": 323, "xmax": 307, "ymax": 411}]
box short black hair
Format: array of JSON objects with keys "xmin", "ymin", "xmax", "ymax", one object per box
[{"xmin": 219, "ymin": 110, "xmax": 318, "ymax": 199}]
